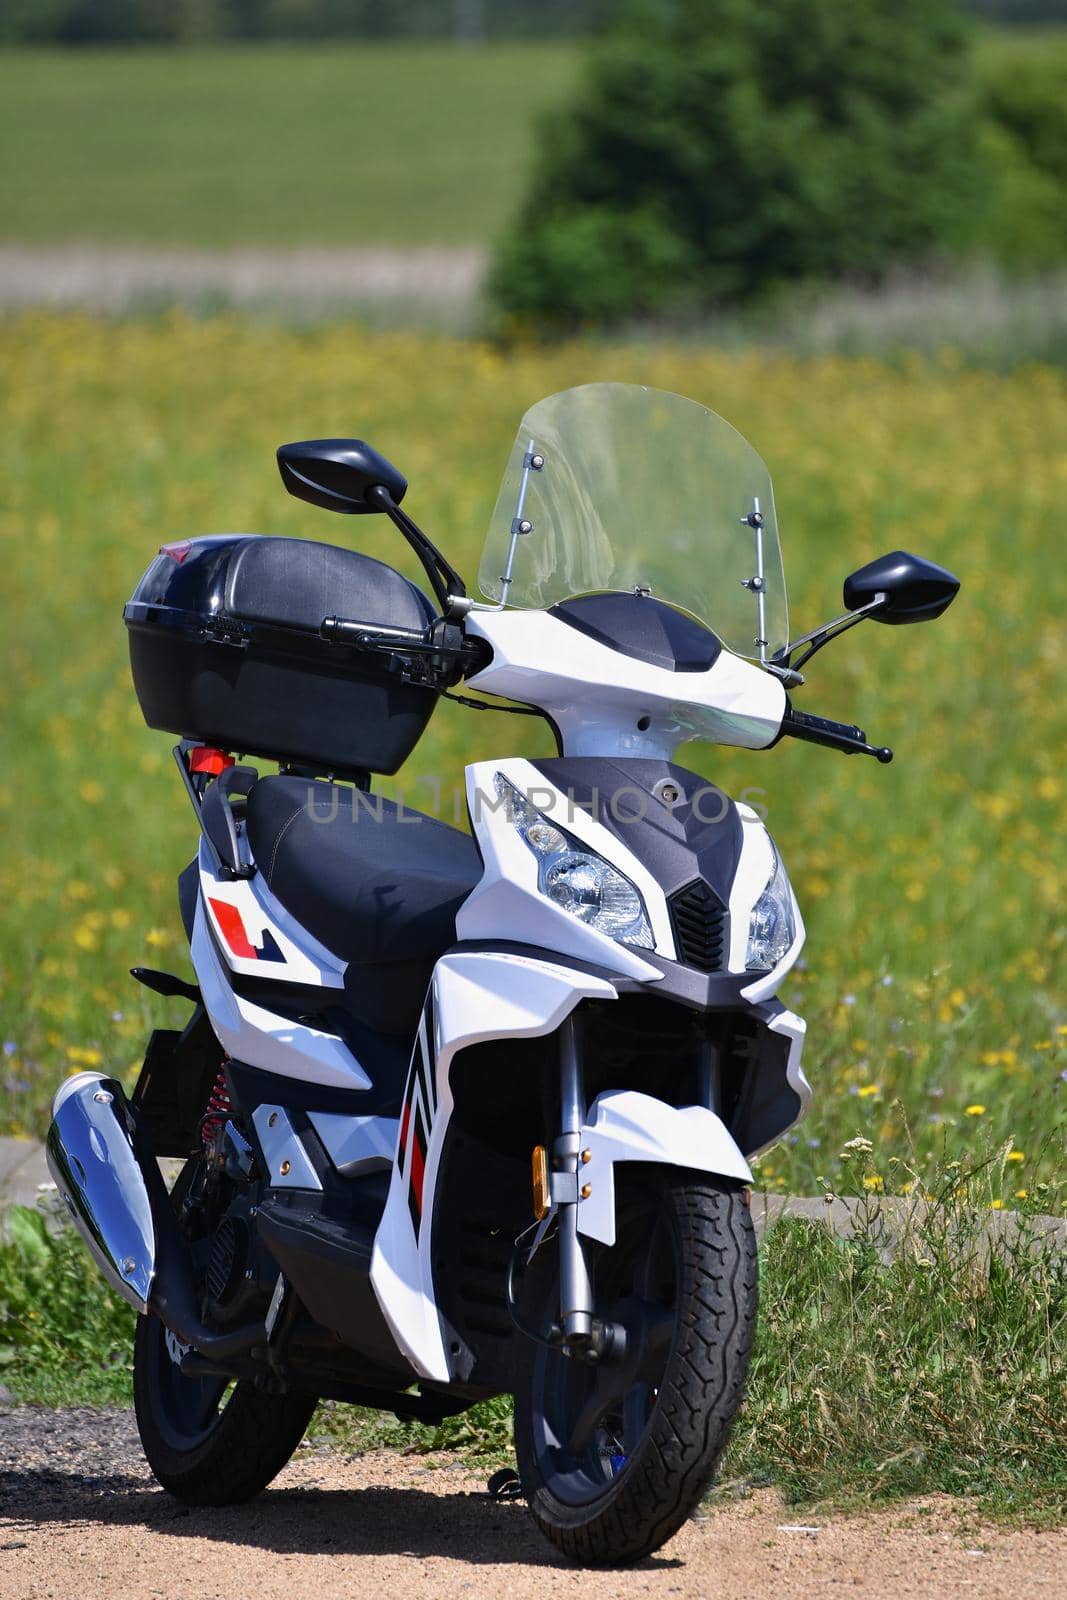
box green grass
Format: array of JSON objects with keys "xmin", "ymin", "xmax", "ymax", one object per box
[
  {"xmin": 0, "ymin": 43, "xmax": 579, "ymax": 247},
  {"xmin": 1, "ymin": 312, "xmax": 1063, "ymax": 1208},
  {"xmin": 4, "ymin": 1145, "xmax": 1062, "ymax": 1521}
]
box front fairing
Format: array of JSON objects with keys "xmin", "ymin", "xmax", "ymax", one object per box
[
  {"xmin": 464, "ymin": 607, "xmax": 786, "ymax": 761},
  {"xmin": 459, "ymin": 755, "xmax": 804, "ymax": 1000}
]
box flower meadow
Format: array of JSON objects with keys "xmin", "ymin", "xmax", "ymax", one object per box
[{"xmin": 0, "ymin": 312, "xmax": 1063, "ymax": 1208}]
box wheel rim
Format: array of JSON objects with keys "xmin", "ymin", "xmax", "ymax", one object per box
[
  {"xmin": 140, "ymin": 1157, "xmax": 235, "ymax": 1455},
  {"xmin": 528, "ymin": 1188, "xmax": 679, "ymax": 1507},
  {"xmin": 143, "ymin": 1312, "xmax": 234, "ymax": 1453}
]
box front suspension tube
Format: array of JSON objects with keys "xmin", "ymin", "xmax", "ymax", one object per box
[{"xmin": 555, "ymin": 1017, "xmax": 595, "ymax": 1347}]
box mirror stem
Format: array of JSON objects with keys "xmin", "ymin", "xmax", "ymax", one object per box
[
  {"xmin": 781, "ymin": 594, "xmax": 887, "ymax": 672},
  {"xmin": 367, "ymin": 485, "xmax": 466, "ymax": 617}
]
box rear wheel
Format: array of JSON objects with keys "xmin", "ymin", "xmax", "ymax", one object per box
[
  {"xmin": 514, "ymin": 1171, "xmax": 757, "ymax": 1566},
  {"xmin": 132, "ymin": 1158, "xmax": 316, "ymax": 1505}
]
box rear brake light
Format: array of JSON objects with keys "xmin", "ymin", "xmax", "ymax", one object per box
[
  {"xmin": 160, "ymin": 540, "xmax": 191, "ymax": 563},
  {"xmin": 189, "ymin": 746, "xmax": 235, "ymax": 776}
]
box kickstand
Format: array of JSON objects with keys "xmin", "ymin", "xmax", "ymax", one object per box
[{"xmin": 486, "ymin": 1467, "xmax": 524, "ymax": 1502}]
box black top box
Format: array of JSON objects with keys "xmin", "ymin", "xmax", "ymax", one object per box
[{"xmin": 125, "ymin": 534, "xmax": 439, "ymax": 778}]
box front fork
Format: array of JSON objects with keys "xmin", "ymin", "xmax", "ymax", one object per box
[
  {"xmin": 555, "ymin": 1016, "xmax": 595, "ymax": 1349},
  {"xmin": 551, "ymin": 1016, "xmax": 722, "ymax": 1358}
]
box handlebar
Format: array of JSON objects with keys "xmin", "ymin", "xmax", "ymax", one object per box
[
  {"xmin": 780, "ymin": 705, "xmax": 893, "ymax": 763},
  {"xmin": 318, "ymin": 614, "xmax": 491, "ymax": 686}
]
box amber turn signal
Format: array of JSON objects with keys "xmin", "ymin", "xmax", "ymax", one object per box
[{"xmin": 531, "ymin": 1144, "xmax": 549, "ymax": 1220}]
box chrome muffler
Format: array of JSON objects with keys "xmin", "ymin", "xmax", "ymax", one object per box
[
  {"xmin": 46, "ymin": 1070, "xmax": 263, "ymax": 1359},
  {"xmin": 46, "ymin": 1072, "xmax": 155, "ymax": 1310}
]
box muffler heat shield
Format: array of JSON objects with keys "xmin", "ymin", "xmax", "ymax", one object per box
[{"xmin": 45, "ymin": 1072, "xmax": 156, "ymax": 1311}]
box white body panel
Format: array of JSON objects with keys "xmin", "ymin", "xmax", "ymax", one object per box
[
  {"xmin": 308, "ymin": 1111, "xmax": 399, "ymax": 1176},
  {"xmin": 197, "ymin": 841, "xmax": 347, "ymax": 988},
  {"xmin": 458, "ymin": 756, "xmax": 674, "ymax": 972},
  {"xmin": 191, "ymin": 895, "xmax": 372, "ymax": 1090},
  {"xmin": 370, "ymin": 950, "xmax": 618, "ymax": 1381},
  {"xmin": 576, "ymin": 1090, "xmax": 753, "ymax": 1246},
  {"xmin": 749, "ymin": 1003, "xmax": 812, "ymax": 1154},
  {"xmin": 465, "ymin": 609, "xmax": 787, "ymax": 759}
]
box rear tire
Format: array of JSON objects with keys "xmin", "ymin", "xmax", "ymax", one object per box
[
  {"xmin": 514, "ymin": 1172, "xmax": 757, "ymax": 1566},
  {"xmin": 132, "ymin": 1153, "xmax": 317, "ymax": 1505},
  {"xmin": 133, "ymin": 1313, "xmax": 317, "ymax": 1504}
]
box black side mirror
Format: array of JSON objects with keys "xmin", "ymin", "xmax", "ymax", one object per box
[
  {"xmin": 844, "ymin": 550, "xmax": 960, "ymax": 625},
  {"xmin": 277, "ymin": 439, "xmax": 408, "ymax": 515}
]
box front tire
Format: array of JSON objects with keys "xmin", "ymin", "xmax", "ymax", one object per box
[{"xmin": 514, "ymin": 1172, "xmax": 757, "ymax": 1566}]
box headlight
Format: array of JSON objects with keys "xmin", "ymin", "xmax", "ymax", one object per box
[
  {"xmin": 745, "ymin": 845, "xmax": 796, "ymax": 971},
  {"xmin": 494, "ymin": 774, "xmax": 653, "ymax": 948}
]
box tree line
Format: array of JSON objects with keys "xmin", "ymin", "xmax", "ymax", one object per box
[{"xmin": 0, "ymin": 0, "xmax": 1061, "ymax": 45}]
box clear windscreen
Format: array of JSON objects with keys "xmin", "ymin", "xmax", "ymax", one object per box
[{"xmin": 478, "ymin": 383, "xmax": 788, "ymax": 661}]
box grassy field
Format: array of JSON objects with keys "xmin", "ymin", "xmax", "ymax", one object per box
[
  {"xmin": 0, "ymin": 32, "xmax": 1064, "ymax": 254},
  {"xmin": 0, "ymin": 44, "xmax": 579, "ymax": 248},
  {"xmin": 0, "ymin": 312, "xmax": 1064, "ymax": 1214}
]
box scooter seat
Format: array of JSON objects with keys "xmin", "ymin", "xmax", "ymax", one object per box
[{"xmin": 245, "ymin": 774, "xmax": 482, "ymax": 998}]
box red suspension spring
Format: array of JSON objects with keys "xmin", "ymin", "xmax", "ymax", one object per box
[{"xmin": 201, "ymin": 1064, "xmax": 232, "ymax": 1147}]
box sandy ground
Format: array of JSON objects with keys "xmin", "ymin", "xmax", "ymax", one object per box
[{"xmin": 0, "ymin": 1408, "xmax": 1063, "ymax": 1600}]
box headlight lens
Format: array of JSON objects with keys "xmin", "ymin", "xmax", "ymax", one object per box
[
  {"xmin": 494, "ymin": 775, "xmax": 653, "ymax": 948},
  {"xmin": 745, "ymin": 845, "xmax": 796, "ymax": 972}
]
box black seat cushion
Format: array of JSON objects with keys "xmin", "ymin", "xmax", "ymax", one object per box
[{"xmin": 246, "ymin": 775, "xmax": 482, "ymax": 971}]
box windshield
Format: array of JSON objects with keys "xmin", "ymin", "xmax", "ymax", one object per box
[{"xmin": 478, "ymin": 383, "xmax": 787, "ymax": 661}]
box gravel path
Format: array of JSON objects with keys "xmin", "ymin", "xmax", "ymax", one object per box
[
  {"xmin": 1, "ymin": 1405, "xmax": 1062, "ymax": 1599},
  {"xmin": 0, "ymin": 244, "xmax": 485, "ymax": 322}
]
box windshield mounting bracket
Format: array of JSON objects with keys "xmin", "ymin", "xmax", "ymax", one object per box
[
  {"xmin": 740, "ymin": 499, "xmax": 770, "ymax": 665},
  {"xmin": 473, "ymin": 438, "xmax": 545, "ymax": 613}
]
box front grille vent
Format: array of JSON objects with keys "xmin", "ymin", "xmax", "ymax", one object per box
[{"xmin": 668, "ymin": 880, "xmax": 727, "ymax": 972}]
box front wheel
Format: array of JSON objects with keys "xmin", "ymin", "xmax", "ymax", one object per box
[{"xmin": 514, "ymin": 1172, "xmax": 757, "ymax": 1566}]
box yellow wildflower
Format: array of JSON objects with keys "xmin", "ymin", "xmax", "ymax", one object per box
[{"xmin": 965, "ymin": 1104, "xmax": 986, "ymax": 1116}]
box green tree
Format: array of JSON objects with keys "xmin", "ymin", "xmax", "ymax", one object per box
[{"xmin": 490, "ymin": 0, "xmax": 984, "ymax": 326}]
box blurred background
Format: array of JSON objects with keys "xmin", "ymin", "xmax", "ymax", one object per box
[{"xmin": 0, "ymin": 0, "xmax": 1064, "ymax": 1208}]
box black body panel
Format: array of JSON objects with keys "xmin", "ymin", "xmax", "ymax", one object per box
[
  {"xmin": 550, "ymin": 592, "xmax": 722, "ymax": 672},
  {"xmin": 125, "ymin": 534, "xmax": 438, "ymax": 777},
  {"xmin": 255, "ymin": 1197, "xmax": 410, "ymax": 1380},
  {"xmin": 131, "ymin": 1006, "xmax": 223, "ymax": 1158},
  {"xmin": 178, "ymin": 857, "xmax": 199, "ymax": 942}
]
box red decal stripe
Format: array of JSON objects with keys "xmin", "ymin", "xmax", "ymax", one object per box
[
  {"xmin": 208, "ymin": 897, "xmax": 257, "ymax": 960},
  {"xmin": 410, "ymin": 1133, "xmax": 426, "ymax": 1217}
]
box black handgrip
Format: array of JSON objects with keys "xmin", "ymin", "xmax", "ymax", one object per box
[
  {"xmin": 320, "ymin": 616, "xmax": 429, "ymax": 648},
  {"xmin": 782, "ymin": 706, "xmax": 893, "ymax": 763}
]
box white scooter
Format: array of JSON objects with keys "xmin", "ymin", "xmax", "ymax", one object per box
[{"xmin": 47, "ymin": 383, "xmax": 958, "ymax": 1565}]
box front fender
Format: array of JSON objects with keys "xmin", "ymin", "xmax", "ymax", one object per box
[{"xmin": 576, "ymin": 1090, "xmax": 752, "ymax": 1247}]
